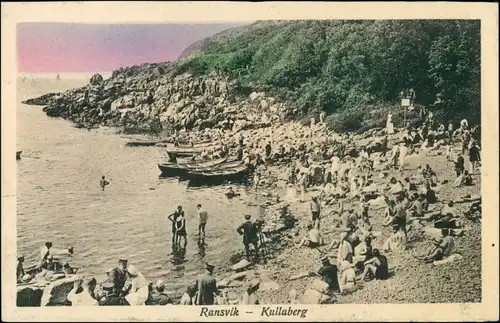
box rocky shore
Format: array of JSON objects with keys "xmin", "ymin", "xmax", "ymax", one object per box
[{"xmin": 21, "ymin": 65, "xmax": 481, "ymax": 306}]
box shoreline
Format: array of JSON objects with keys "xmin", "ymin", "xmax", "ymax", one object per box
[{"xmin": 18, "ymin": 75, "xmax": 481, "ymax": 306}]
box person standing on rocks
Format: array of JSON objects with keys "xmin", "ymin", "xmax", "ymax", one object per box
[
  {"xmin": 237, "ymin": 214, "xmax": 260, "ymax": 262},
  {"xmin": 195, "ymin": 263, "xmax": 218, "ymax": 305}
]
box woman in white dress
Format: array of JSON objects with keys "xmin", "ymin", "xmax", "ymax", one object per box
[
  {"xmin": 125, "ymin": 265, "xmax": 150, "ymax": 306},
  {"xmin": 386, "ymin": 112, "xmax": 394, "ymax": 134}
]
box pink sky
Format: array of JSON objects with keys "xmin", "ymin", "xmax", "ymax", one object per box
[{"xmin": 17, "ymin": 23, "xmax": 250, "ymax": 73}]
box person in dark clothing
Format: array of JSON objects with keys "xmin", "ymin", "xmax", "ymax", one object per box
[
  {"xmin": 313, "ymin": 256, "xmax": 339, "ymax": 292},
  {"xmin": 468, "ymin": 141, "xmax": 481, "ymax": 174},
  {"xmin": 239, "ymin": 134, "xmax": 244, "ymax": 147},
  {"xmin": 100, "ymin": 176, "xmax": 109, "ymax": 191},
  {"xmin": 237, "ymin": 146, "xmax": 244, "ymax": 161},
  {"xmin": 147, "ymin": 280, "xmax": 174, "ymax": 305},
  {"xmin": 454, "ymin": 155, "xmax": 465, "ymax": 177},
  {"xmin": 424, "ymin": 183, "xmax": 437, "ymax": 204},
  {"xmin": 168, "ymin": 206, "xmax": 183, "ymax": 246},
  {"xmin": 195, "ymin": 263, "xmax": 218, "ymax": 305},
  {"xmin": 17, "ymin": 256, "xmax": 25, "ymax": 283},
  {"xmin": 108, "ymin": 259, "xmax": 128, "ymax": 296},
  {"xmin": 360, "ymin": 249, "xmax": 389, "ymax": 281},
  {"xmin": 236, "ymin": 214, "xmax": 259, "ymax": 261},
  {"xmin": 265, "ymin": 142, "xmax": 272, "ymax": 159}
]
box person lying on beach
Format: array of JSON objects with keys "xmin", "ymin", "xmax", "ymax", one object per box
[
  {"xmin": 413, "ymin": 237, "xmax": 448, "ymax": 263},
  {"xmin": 358, "ymin": 249, "xmax": 389, "ymax": 281},
  {"xmin": 297, "ymin": 223, "xmax": 324, "ymax": 248}
]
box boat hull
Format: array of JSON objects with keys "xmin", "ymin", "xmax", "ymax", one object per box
[{"xmin": 186, "ymin": 166, "xmax": 250, "ymax": 187}]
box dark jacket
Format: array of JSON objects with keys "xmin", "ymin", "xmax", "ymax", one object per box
[{"xmin": 108, "ymin": 268, "xmax": 127, "ymax": 295}]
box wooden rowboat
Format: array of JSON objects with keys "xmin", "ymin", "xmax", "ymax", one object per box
[
  {"xmin": 186, "ymin": 164, "xmax": 249, "ymax": 187},
  {"xmin": 158, "ymin": 156, "xmax": 229, "ymax": 177}
]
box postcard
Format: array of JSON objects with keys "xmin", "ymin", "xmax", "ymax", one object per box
[{"xmin": 1, "ymin": 1, "xmax": 498, "ymax": 322}]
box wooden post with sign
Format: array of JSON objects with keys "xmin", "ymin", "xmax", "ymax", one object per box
[{"xmin": 401, "ymin": 98, "xmax": 410, "ymax": 127}]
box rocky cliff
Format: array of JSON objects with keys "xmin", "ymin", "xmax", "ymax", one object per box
[{"xmin": 23, "ymin": 63, "xmax": 294, "ymax": 135}]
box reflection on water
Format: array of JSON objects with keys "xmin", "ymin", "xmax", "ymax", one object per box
[{"xmin": 16, "ymin": 77, "xmax": 261, "ymax": 294}]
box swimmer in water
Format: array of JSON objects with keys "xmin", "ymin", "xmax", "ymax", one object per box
[{"xmin": 100, "ymin": 176, "xmax": 109, "ymax": 191}]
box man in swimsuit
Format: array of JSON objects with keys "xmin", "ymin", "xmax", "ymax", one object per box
[
  {"xmin": 237, "ymin": 215, "xmax": 259, "ymax": 262},
  {"xmin": 197, "ymin": 204, "xmax": 208, "ymax": 239}
]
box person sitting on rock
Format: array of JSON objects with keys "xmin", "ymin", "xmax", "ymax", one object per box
[
  {"xmin": 454, "ymin": 170, "xmax": 474, "ymax": 187},
  {"xmin": 63, "ymin": 262, "xmax": 77, "ymax": 275},
  {"xmin": 67, "ymin": 278, "xmax": 98, "ymax": 306},
  {"xmin": 308, "ymin": 255, "xmax": 340, "ymax": 293},
  {"xmin": 454, "ymin": 155, "xmax": 465, "ymax": 177},
  {"xmin": 339, "ymin": 260, "xmax": 357, "ymax": 294},
  {"xmin": 297, "ymin": 223, "xmax": 324, "ymax": 248},
  {"xmin": 179, "ymin": 283, "xmax": 197, "ymax": 305},
  {"xmin": 383, "ymin": 225, "xmax": 407, "ymax": 253},
  {"xmin": 147, "ymin": 280, "xmax": 173, "ymax": 305},
  {"xmin": 358, "ymin": 248, "xmax": 389, "ymax": 281},
  {"xmin": 240, "ymin": 278, "xmax": 260, "ymax": 305}
]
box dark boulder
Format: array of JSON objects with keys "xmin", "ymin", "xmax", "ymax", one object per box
[{"xmin": 89, "ymin": 73, "xmax": 104, "ymax": 86}]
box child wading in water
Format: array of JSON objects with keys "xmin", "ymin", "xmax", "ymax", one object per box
[{"xmin": 100, "ymin": 176, "xmax": 109, "ymax": 191}]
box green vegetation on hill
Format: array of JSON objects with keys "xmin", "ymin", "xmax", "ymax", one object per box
[{"xmin": 176, "ymin": 20, "xmax": 480, "ymax": 132}]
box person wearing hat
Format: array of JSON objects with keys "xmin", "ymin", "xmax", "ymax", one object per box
[
  {"xmin": 240, "ymin": 278, "xmax": 260, "ymax": 305},
  {"xmin": 179, "ymin": 282, "xmax": 197, "ymax": 305},
  {"xmin": 125, "ymin": 265, "xmax": 150, "ymax": 306},
  {"xmin": 194, "ymin": 263, "xmax": 218, "ymax": 305},
  {"xmin": 311, "ymin": 256, "xmax": 339, "ymax": 292},
  {"xmin": 67, "ymin": 277, "xmax": 98, "ymax": 306},
  {"xmin": 108, "ymin": 259, "xmax": 128, "ymax": 296},
  {"xmin": 148, "ymin": 279, "xmax": 173, "ymax": 305},
  {"xmin": 17, "ymin": 256, "xmax": 25, "ymax": 283},
  {"xmin": 237, "ymin": 214, "xmax": 260, "ymax": 261}
]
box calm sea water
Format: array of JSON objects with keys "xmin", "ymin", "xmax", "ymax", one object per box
[{"xmin": 16, "ymin": 76, "xmax": 260, "ymax": 292}]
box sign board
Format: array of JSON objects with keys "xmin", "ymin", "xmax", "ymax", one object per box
[{"xmin": 401, "ymin": 98, "xmax": 411, "ymax": 107}]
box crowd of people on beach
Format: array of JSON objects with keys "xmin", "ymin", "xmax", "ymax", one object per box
[{"xmin": 17, "ymin": 102, "xmax": 481, "ymax": 305}]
